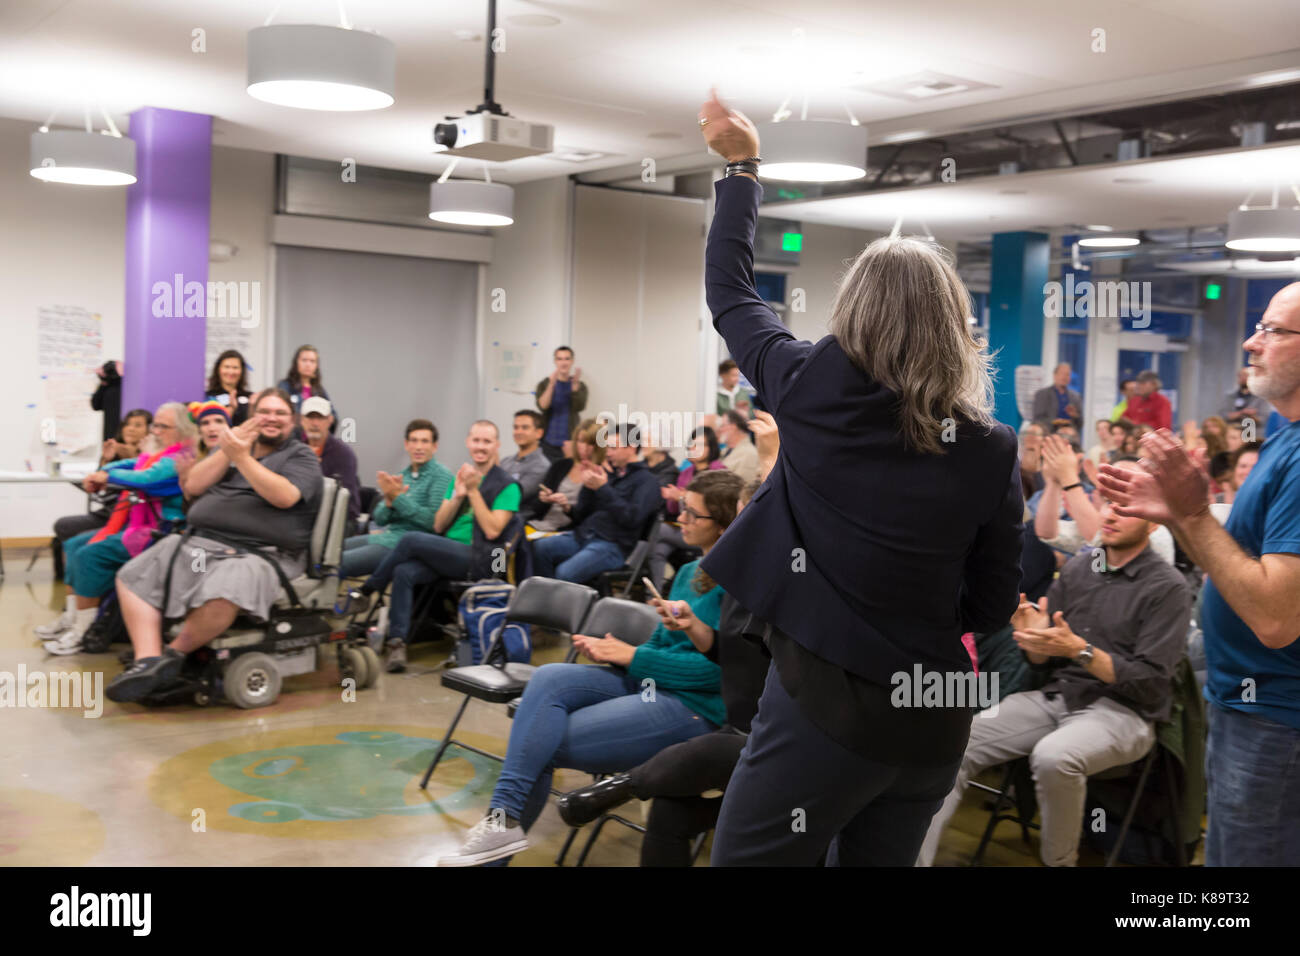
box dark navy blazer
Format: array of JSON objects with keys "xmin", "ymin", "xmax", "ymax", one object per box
[{"xmin": 700, "ymin": 175, "xmax": 1025, "ymax": 687}]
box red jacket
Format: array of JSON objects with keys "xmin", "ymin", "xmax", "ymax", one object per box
[{"xmin": 1126, "ymin": 392, "xmax": 1172, "ymax": 431}]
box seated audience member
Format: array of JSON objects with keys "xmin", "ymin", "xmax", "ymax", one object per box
[
  {"xmin": 558, "ymin": 482, "xmax": 774, "ymax": 867},
  {"xmin": 277, "ymin": 344, "xmax": 335, "ymax": 424},
  {"xmin": 52, "ymin": 408, "xmax": 152, "ymax": 546},
  {"xmin": 716, "ymin": 358, "xmax": 754, "ymax": 417},
  {"xmin": 104, "ymin": 389, "xmax": 323, "ymax": 702},
  {"xmin": 1085, "ymin": 419, "xmax": 1115, "ymax": 467},
  {"xmin": 1019, "ymin": 422, "xmax": 1046, "ymax": 500},
  {"xmin": 536, "ymin": 346, "xmax": 588, "ymax": 462},
  {"xmin": 1215, "ymin": 443, "xmax": 1262, "ymax": 507},
  {"xmin": 1109, "ymin": 378, "xmax": 1137, "ymax": 423},
  {"xmin": 205, "ymin": 349, "xmax": 253, "ymax": 426},
  {"xmin": 717, "ymin": 409, "xmax": 758, "ymax": 483},
  {"xmin": 299, "ymin": 397, "xmax": 361, "ymax": 534},
  {"xmin": 1053, "ymin": 421, "xmax": 1081, "ymax": 452},
  {"xmin": 642, "ymin": 438, "xmax": 679, "ymax": 488},
  {"xmin": 529, "ymin": 419, "xmax": 605, "ymax": 534},
  {"xmin": 499, "ymin": 409, "xmax": 550, "ymax": 513},
  {"xmin": 189, "ymin": 401, "xmax": 231, "ymax": 457},
  {"xmin": 918, "ymin": 459, "xmax": 1191, "ymax": 867},
  {"xmin": 351, "ymin": 421, "xmax": 521, "ymax": 673},
  {"xmin": 649, "ymin": 425, "xmax": 726, "ymax": 589},
  {"xmin": 436, "ymin": 468, "xmax": 744, "ymax": 867},
  {"xmin": 1124, "ymin": 370, "xmax": 1173, "ymax": 431},
  {"xmin": 37, "ymin": 404, "xmax": 195, "ymax": 653},
  {"xmin": 531, "ymin": 423, "xmax": 661, "ymax": 584},
  {"xmin": 1106, "ymin": 421, "xmax": 1130, "ymax": 463},
  {"xmin": 339, "ymin": 419, "xmax": 454, "ymax": 578},
  {"xmin": 1220, "ymin": 365, "xmax": 1272, "ymax": 429}
]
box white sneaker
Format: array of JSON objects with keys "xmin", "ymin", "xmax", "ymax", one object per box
[
  {"xmin": 43, "ymin": 628, "xmax": 84, "ymax": 656},
  {"xmin": 435, "ymin": 814, "xmax": 528, "ymax": 867},
  {"xmin": 34, "ymin": 610, "xmax": 74, "ymax": 638}
]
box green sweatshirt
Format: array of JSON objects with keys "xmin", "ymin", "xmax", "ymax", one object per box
[
  {"xmin": 368, "ymin": 458, "xmax": 455, "ymax": 547},
  {"xmin": 626, "ymin": 559, "xmax": 725, "ymax": 726}
]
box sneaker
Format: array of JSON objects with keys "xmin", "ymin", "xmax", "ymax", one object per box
[
  {"xmin": 385, "ymin": 640, "xmax": 407, "ymax": 674},
  {"xmin": 34, "ymin": 609, "xmax": 74, "ymax": 639},
  {"xmin": 435, "ymin": 814, "xmax": 529, "ymax": 867},
  {"xmin": 105, "ymin": 648, "xmax": 185, "ymax": 703},
  {"xmin": 43, "ymin": 628, "xmax": 84, "ymax": 656}
]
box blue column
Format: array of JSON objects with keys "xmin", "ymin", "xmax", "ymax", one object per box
[
  {"xmin": 987, "ymin": 231, "xmax": 1049, "ymax": 429},
  {"xmin": 122, "ymin": 108, "xmax": 212, "ymax": 415}
]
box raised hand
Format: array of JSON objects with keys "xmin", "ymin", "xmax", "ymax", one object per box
[{"xmin": 698, "ymin": 88, "xmax": 761, "ymax": 163}]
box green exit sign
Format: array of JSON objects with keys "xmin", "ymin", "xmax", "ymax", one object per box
[
  {"xmin": 1205, "ymin": 282, "xmax": 1222, "ymax": 301},
  {"xmin": 782, "ymin": 232, "xmax": 803, "ymax": 252}
]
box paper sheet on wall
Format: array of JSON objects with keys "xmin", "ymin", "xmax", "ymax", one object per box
[
  {"xmin": 42, "ymin": 371, "xmax": 100, "ymax": 454},
  {"xmin": 38, "ymin": 305, "xmax": 103, "ymax": 372},
  {"xmin": 491, "ymin": 342, "xmax": 533, "ymax": 394},
  {"xmin": 1015, "ymin": 365, "xmax": 1046, "ymax": 422}
]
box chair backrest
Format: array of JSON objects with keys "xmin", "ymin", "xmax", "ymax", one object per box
[
  {"xmin": 306, "ymin": 478, "xmax": 346, "ymax": 576},
  {"xmin": 506, "ymin": 576, "xmax": 597, "ymax": 633},
  {"xmin": 580, "ymin": 597, "xmax": 661, "ymax": 647},
  {"xmin": 318, "ymin": 484, "xmax": 350, "ymax": 573},
  {"xmin": 623, "ymin": 517, "xmax": 662, "ymax": 580}
]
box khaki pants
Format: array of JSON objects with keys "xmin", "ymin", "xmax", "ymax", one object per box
[{"xmin": 917, "ymin": 690, "xmax": 1155, "ymax": 866}]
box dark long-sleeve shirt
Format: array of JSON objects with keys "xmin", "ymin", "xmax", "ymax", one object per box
[{"xmin": 570, "ymin": 459, "xmax": 661, "ymax": 555}]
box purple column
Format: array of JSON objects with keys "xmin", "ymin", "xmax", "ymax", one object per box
[{"xmin": 122, "ymin": 107, "xmax": 212, "ymax": 415}]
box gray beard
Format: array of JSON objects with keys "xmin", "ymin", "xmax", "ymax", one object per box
[{"xmin": 1250, "ymin": 365, "xmax": 1300, "ymax": 403}]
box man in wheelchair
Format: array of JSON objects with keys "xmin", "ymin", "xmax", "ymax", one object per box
[{"xmin": 106, "ymin": 388, "xmax": 323, "ymax": 703}]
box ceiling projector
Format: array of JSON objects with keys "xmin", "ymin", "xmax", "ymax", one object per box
[{"xmin": 433, "ymin": 112, "xmax": 554, "ymax": 162}]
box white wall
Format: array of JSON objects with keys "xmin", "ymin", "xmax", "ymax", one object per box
[{"xmin": 782, "ymin": 221, "xmax": 880, "ymax": 343}]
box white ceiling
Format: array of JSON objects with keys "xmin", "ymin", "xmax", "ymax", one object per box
[
  {"xmin": 760, "ymin": 142, "xmax": 1300, "ymax": 240},
  {"xmin": 1, "ymin": 0, "xmax": 1298, "ymax": 190}
]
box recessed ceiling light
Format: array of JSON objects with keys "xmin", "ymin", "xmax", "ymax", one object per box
[
  {"xmin": 550, "ymin": 149, "xmax": 611, "ymax": 163},
  {"xmin": 1112, "ymin": 177, "xmax": 1152, "ymax": 184},
  {"xmin": 506, "ymin": 14, "xmax": 561, "ymax": 27}
]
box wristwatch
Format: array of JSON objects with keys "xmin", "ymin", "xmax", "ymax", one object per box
[
  {"xmin": 1076, "ymin": 643, "xmax": 1095, "ymax": 665},
  {"xmin": 725, "ymin": 157, "xmax": 762, "ymax": 177}
]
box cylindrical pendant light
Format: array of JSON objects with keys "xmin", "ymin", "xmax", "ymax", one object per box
[
  {"xmin": 247, "ymin": 24, "xmax": 395, "ymax": 111},
  {"xmin": 1225, "ymin": 206, "xmax": 1300, "ymax": 253},
  {"xmin": 756, "ymin": 120, "xmax": 868, "ymax": 182},
  {"xmin": 29, "ymin": 130, "xmax": 136, "ymax": 185},
  {"xmin": 429, "ymin": 180, "xmax": 514, "ymax": 226},
  {"xmin": 1078, "ymin": 234, "xmax": 1140, "ymax": 248}
]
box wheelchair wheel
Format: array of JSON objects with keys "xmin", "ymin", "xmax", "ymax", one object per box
[
  {"xmin": 341, "ymin": 646, "xmax": 371, "ymax": 690},
  {"xmin": 223, "ymin": 653, "xmax": 282, "ymax": 709},
  {"xmin": 358, "ymin": 646, "xmax": 381, "ymax": 689}
]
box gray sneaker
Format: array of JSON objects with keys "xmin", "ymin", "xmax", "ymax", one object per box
[
  {"xmin": 435, "ymin": 813, "xmax": 529, "ymax": 867},
  {"xmin": 385, "ymin": 640, "xmax": 407, "ymax": 673}
]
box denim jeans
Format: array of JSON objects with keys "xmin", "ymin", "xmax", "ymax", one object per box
[
  {"xmin": 1205, "ymin": 702, "xmax": 1300, "ymax": 866},
  {"xmin": 339, "ymin": 535, "xmax": 390, "ymax": 579},
  {"xmin": 531, "ymin": 532, "xmax": 624, "ymax": 584},
  {"xmin": 490, "ymin": 663, "xmax": 715, "ymax": 834},
  {"xmin": 363, "ymin": 532, "xmax": 469, "ymax": 642}
]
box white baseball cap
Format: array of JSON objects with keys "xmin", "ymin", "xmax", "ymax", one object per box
[{"xmin": 301, "ymin": 396, "xmax": 333, "ymax": 417}]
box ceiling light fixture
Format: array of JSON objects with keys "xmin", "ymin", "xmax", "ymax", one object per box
[
  {"xmin": 1225, "ymin": 183, "xmax": 1300, "ymax": 252},
  {"xmin": 1078, "ymin": 235, "xmax": 1140, "ymax": 248},
  {"xmin": 29, "ymin": 107, "xmax": 135, "ymax": 186},
  {"xmin": 429, "ymin": 158, "xmax": 514, "ymax": 227},
  {"xmin": 247, "ymin": 5, "xmax": 395, "ymax": 111}
]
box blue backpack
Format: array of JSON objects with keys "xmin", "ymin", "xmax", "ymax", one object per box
[{"xmin": 457, "ymin": 581, "xmax": 532, "ymax": 666}]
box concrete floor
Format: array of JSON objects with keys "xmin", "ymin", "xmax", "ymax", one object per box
[{"xmin": 3, "ymin": 547, "xmax": 1062, "ymax": 867}]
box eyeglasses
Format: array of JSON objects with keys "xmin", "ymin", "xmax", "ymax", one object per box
[
  {"xmin": 679, "ymin": 506, "xmax": 715, "ymax": 524},
  {"xmin": 150, "ymin": 422, "xmax": 177, "ymax": 431},
  {"xmin": 257, "ymin": 410, "xmax": 294, "ymax": 418},
  {"xmin": 1254, "ymin": 323, "xmax": 1300, "ymax": 339}
]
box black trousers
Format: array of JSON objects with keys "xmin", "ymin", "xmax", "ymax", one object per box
[
  {"xmin": 711, "ymin": 661, "xmax": 965, "ymax": 866},
  {"xmin": 627, "ymin": 731, "xmax": 747, "ymax": 867}
]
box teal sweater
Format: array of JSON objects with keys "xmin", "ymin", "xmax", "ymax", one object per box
[
  {"xmin": 626, "ymin": 559, "xmax": 726, "ymax": 726},
  {"xmin": 368, "ymin": 459, "xmax": 455, "ymax": 547},
  {"xmin": 103, "ymin": 456, "xmax": 184, "ymax": 522}
]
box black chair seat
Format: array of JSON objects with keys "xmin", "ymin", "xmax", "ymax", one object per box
[
  {"xmin": 507, "ymin": 698, "xmax": 520, "ymax": 719},
  {"xmin": 439, "ymin": 662, "xmax": 537, "ymax": 702}
]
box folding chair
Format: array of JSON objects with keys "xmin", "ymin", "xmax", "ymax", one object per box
[
  {"xmin": 419, "ymin": 576, "xmax": 596, "ymax": 788},
  {"xmin": 594, "ymin": 512, "xmax": 662, "ymax": 599}
]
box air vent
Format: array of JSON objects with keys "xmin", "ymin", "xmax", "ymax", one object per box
[{"xmin": 859, "ymin": 70, "xmax": 994, "ymax": 102}]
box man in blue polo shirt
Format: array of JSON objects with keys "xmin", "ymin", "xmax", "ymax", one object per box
[{"xmin": 1099, "ymin": 280, "xmax": 1300, "ymax": 866}]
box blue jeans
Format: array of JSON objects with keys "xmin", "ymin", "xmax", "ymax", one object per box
[
  {"xmin": 363, "ymin": 532, "xmax": 470, "ymax": 642},
  {"xmin": 531, "ymin": 532, "xmax": 624, "ymax": 584},
  {"xmin": 1205, "ymin": 702, "xmax": 1300, "ymax": 865},
  {"xmin": 339, "ymin": 535, "xmax": 390, "ymax": 578},
  {"xmin": 490, "ymin": 663, "xmax": 715, "ymax": 834}
]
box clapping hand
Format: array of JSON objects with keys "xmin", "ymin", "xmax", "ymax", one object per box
[
  {"xmin": 1010, "ymin": 592, "xmax": 1049, "ymax": 631},
  {"xmin": 1041, "ymin": 435, "xmax": 1080, "ymax": 487},
  {"xmin": 1013, "ymin": 610, "xmax": 1086, "ymax": 659},
  {"xmin": 457, "ymin": 463, "xmax": 482, "ymax": 493},
  {"xmin": 217, "ymin": 420, "xmax": 256, "ymax": 461},
  {"xmin": 579, "ymin": 460, "xmax": 608, "ymax": 490}
]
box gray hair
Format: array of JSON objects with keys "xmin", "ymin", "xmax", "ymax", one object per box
[
  {"xmin": 828, "ymin": 236, "xmax": 997, "ymax": 455},
  {"xmin": 155, "ymin": 402, "xmax": 198, "ymax": 444}
]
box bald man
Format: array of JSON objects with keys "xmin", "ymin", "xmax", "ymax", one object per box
[
  {"xmin": 1032, "ymin": 363, "xmax": 1082, "ymax": 430},
  {"xmin": 1099, "ymin": 281, "xmax": 1300, "ymax": 866}
]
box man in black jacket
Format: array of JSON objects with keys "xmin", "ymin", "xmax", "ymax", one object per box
[{"xmin": 531, "ymin": 423, "xmax": 660, "ymax": 584}]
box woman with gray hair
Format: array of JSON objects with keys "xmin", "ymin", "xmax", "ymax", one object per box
[
  {"xmin": 695, "ymin": 90, "xmax": 1024, "ymax": 865},
  {"xmin": 37, "ymin": 402, "xmax": 196, "ymax": 655}
]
